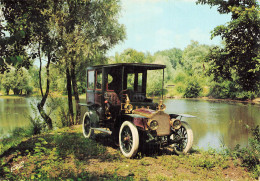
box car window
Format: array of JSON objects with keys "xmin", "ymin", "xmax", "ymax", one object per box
[
  {"xmin": 88, "ymin": 70, "xmax": 95, "ymax": 89},
  {"xmin": 138, "ymin": 73, "xmax": 143, "ymax": 92},
  {"xmin": 127, "ymin": 73, "xmax": 134, "ymax": 91},
  {"xmin": 96, "ymin": 71, "xmax": 102, "ymax": 90}
]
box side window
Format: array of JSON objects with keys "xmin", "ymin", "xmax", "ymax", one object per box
[
  {"xmin": 127, "ymin": 73, "xmax": 135, "ymax": 90},
  {"xmin": 88, "ymin": 70, "xmax": 95, "ymax": 89},
  {"xmin": 107, "ymin": 74, "xmax": 114, "ymax": 90},
  {"xmin": 96, "ymin": 71, "xmax": 102, "ymax": 90},
  {"xmin": 138, "ymin": 73, "xmax": 143, "ymax": 92}
]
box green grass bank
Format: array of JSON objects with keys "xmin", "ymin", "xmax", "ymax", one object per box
[{"xmin": 1, "ymin": 125, "xmax": 258, "ymax": 180}]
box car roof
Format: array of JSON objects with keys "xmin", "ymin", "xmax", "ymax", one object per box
[{"xmin": 87, "ymin": 63, "xmax": 166, "ymax": 70}]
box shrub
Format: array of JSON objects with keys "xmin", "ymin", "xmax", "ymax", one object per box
[
  {"xmin": 184, "ymin": 81, "xmax": 202, "ymax": 98},
  {"xmin": 28, "ymin": 98, "xmax": 46, "ymax": 135},
  {"xmin": 25, "ymin": 86, "xmax": 33, "ymax": 95},
  {"xmin": 208, "ymin": 81, "xmax": 237, "ymax": 99},
  {"xmin": 231, "ymin": 126, "xmax": 260, "ymax": 178},
  {"xmin": 236, "ymin": 91, "xmax": 256, "ymax": 100}
]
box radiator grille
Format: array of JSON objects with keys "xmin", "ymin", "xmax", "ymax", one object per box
[{"xmin": 152, "ymin": 112, "xmax": 171, "ymax": 136}]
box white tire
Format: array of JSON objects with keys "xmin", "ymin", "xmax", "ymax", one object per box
[
  {"xmin": 82, "ymin": 111, "xmax": 94, "ymax": 138},
  {"xmin": 172, "ymin": 121, "xmax": 193, "ymax": 155},
  {"xmin": 119, "ymin": 121, "xmax": 139, "ymax": 158}
]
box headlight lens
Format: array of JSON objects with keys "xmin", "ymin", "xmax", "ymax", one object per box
[
  {"xmin": 148, "ymin": 119, "xmax": 159, "ymax": 130},
  {"xmin": 170, "ymin": 119, "xmax": 181, "ymax": 130}
]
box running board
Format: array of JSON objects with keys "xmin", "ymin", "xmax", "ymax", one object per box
[{"xmin": 92, "ymin": 128, "xmax": 112, "ymax": 135}]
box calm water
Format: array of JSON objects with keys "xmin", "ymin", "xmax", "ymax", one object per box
[{"xmin": 1, "ymin": 97, "xmax": 260, "ymax": 150}]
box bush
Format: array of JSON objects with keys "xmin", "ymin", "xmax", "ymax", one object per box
[
  {"xmin": 184, "ymin": 81, "xmax": 202, "ymax": 98},
  {"xmin": 208, "ymin": 81, "xmax": 237, "ymax": 99},
  {"xmin": 231, "ymin": 126, "xmax": 260, "ymax": 178},
  {"xmin": 236, "ymin": 91, "xmax": 256, "ymax": 100},
  {"xmin": 54, "ymin": 100, "xmax": 70, "ymax": 128},
  {"xmin": 28, "ymin": 116, "xmax": 45, "ymax": 135},
  {"xmin": 28, "ymin": 97, "xmax": 47, "ymax": 135},
  {"xmin": 11, "ymin": 127, "xmax": 32, "ymax": 138},
  {"xmin": 25, "ymin": 86, "xmax": 33, "ymax": 95}
]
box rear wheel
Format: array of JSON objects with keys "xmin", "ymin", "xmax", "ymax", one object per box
[
  {"xmin": 171, "ymin": 121, "xmax": 193, "ymax": 154},
  {"xmin": 119, "ymin": 121, "xmax": 139, "ymax": 158},
  {"xmin": 82, "ymin": 111, "xmax": 94, "ymax": 138}
]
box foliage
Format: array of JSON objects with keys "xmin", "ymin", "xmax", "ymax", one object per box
[
  {"xmin": 28, "ymin": 98, "xmax": 46, "ymax": 135},
  {"xmin": 155, "ymin": 48, "xmax": 183, "ymax": 69},
  {"xmin": 184, "ymin": 80, "xmax": 202, "ymax": 98},
  {"xmin": 50, "ymin": 0, "xmax": 126, "ymax": 125},
  {"xmin": 0, "ymin": 15, "xmax": 30, "ymax": 73},
  {"xmin": 0, "ymin": 127, "xmax": 254, "ymax": 180},
  {"xmin": 229, "ymin": 126, "xmax": 260, "ymax": 178},
  {"xmin": 208, "ymin": 80, "xmax": 257, "ymax": 100},
  {"xmin": 181, "ymin": 41, "xmax": 211, "ymax": 76},
  {"xmin": 208, "ymin": 80, "xmax": 237, "ymax": 99},
  {"xmin": 112, "ymin": 49, "xmax": 145, "ymax": 63},
  {"xmin": 1, "ymin": 68, "xmax": 32, "ymax": 95},
  {"xmin": 48, "ymin": 95, "xmax": 70, "ymax": 128},
  {"xmin": 0, "ymin": 131, "xmax": 110, "ymax": 180},
  {"xmin": 197, "ymin": 0, "xmax": 260, "ymax": 92},
  {"xmin": 0, "ymin": 127, "xmax": 32, "ymax": 155}
]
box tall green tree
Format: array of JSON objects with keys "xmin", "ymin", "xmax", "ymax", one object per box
[
  {"xmin": 1, "ymin": 0, "xmax": 60, "ymax": 129},
  {"xmin": 155, "ymin": 48, "xmax": 183, "ymax": 69},
  {"xmin": 197, "ymin": 0, "xmax": 260, "ymax": 91},
  {"xmin": 52, "ymin": 0, "xmax": 125, "ymax": 125},
  {"xmin": 181, "ymin": 41, "xmax": 211, "ymax": 76}
]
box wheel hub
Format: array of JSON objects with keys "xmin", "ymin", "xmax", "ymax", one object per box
[{"xmin": 124, "ymin": 135, "xmax": 130, "ymax": 142}]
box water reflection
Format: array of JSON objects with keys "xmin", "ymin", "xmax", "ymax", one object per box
[
  {"xmin": 0, "ymin": 97, "xmax": 259, "ymax": 150},
  {"xmin": 0, "ymin": 98, "xmax": 32, "ymax": 138},
  {"xmin": 164, "ymin": 99, "xmax": 260, "ymax": 150}
]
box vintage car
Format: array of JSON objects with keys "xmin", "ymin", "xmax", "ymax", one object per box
[{"xmin": 81, "ymin": 63, "xmax": 194, "ymax": 158}]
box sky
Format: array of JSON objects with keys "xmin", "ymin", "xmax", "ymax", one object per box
[{"xmin": 107, "ymin": 0, "xmax": 231, "ymax": 56}]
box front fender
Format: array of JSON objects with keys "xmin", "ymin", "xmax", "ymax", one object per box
[
  {"xmin": 124, "ymin": 114, "xmax": 148, "ymax": 130},
  {"xmin": 169, "ymin": 114, "xmax": 196, "ymax": 119}
]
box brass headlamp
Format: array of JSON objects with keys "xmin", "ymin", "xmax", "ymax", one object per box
[
  {"xmin": 147, "ymin": 119, "xmax": 159, "ymax": 130},
  {"xmin": 170, "ymin": 119, "xmax": 181, "ymax": 130}
]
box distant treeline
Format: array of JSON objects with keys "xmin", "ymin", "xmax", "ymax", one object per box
[{"xmin": 0, "ymin": 40, "xmax": 259, "ymax": 100}]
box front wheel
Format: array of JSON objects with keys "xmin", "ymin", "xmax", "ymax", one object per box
[
  {"xmin": 171, "ymin": 121, "xmax": 193, "ymax": 155},
  {"xmin": 119, "ymin": 121, "xmax": 139, "ymax": 158}
]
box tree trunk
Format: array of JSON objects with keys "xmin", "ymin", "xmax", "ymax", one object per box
[
  {"xmin": 38, "ymin": 41, "xmax": 44, "ymax": 97},
  {"xmin": 66, "ymin": 67, "xmax": 74, "ymax": 125},
  {"xmin": 71, "ymin": 60, "xmax": 81, "ymax": 125},
  {"xmin": 6, "ymin": 88, "xmax": 9, "ymax": 95},
  {"xmin": 37, "ymin": 52, "xmax": 53, "ymax": 130}
]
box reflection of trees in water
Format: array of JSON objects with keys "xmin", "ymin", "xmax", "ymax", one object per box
[
  {"xmin": 226, "ymin": 104, "xmax": 259, "ymax": 148},
  {"xmin": 0, "ymin": 98, "xmax": 31, "ymax": 136},
  {"xmin": 164, "ymin": 99, "xmax": 260, "ymax": 150}
]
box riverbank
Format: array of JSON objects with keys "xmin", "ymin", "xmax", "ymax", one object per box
[
  {"xmin": 1, "ymin": 92, "xmax": 260, "ymax": 105},
  {"xmin": 0, "ymin": 125, "xmax": 256, "ymax": 180},
  {"xmin": 169, "ymin": 97, "xmax": 260, "ymax": 105}
]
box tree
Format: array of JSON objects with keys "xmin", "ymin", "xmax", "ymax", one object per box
[
  {"xmin": 1, "ymin": 0, "xmax": 60, "ymax": 129},
  {"xmin": 1, "ymin": 68, "xmax": 32, "ymax": 95},
  {"xmin": 0, "ymin": 1, "xmax": 36, "ymax": 74},
  {"xmin": 197, "ymin": 0, "xmax": 260, "ymax": 91},
  {"xmin": 181, "ymin": 41, "xmax": 211, "ymax": 76},
  {"xmin": 51, "ymin": 0, "xmax": 125, "ymax": 125},
  {"xmin": 155, "ymin": 48, "xmax": 183, "ymax": 69}
]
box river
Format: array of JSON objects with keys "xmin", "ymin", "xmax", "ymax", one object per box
[{"xmin": 0, "ymin": 97, "xmax": 259, "ymax": 150}]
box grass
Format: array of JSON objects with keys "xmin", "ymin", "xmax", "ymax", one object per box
[{"xmin": 0, "ymin": 125, "xmax": 255, "ymax": 180}]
